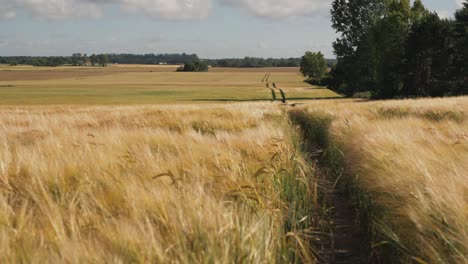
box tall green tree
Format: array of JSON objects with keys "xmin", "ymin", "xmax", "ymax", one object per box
[
  {"xmin": 330, "ymin": 0, "xmax": 439, "ymax": 98},
  {"xmin": 369, "ymin": 0, "xmax": 414, "ymax": 98},
  {"xmin": 71, "ymin": 53, "xmax": 81, "ymax": 66},
  {"xmin": 330, "ymin": 0, "xmax": 388, "ymax": 96},
  {"xmin": 300, "ymin": 51, "xmax": 327, "ymax": 79},
  {"xmin": 331, "ymin": 0, "xmax": 388, "ymax": 59},
  {"xmin": 97, "ymin": 54, "xmax": 109, "ymax": 67},
  {"xmin": 329, "ymin": 0, "xmax": 466, "ymax": 98},
  {"xmin": 90, "ymin": 54, "xmax": 97, "ymax": 66},
  {"xmin": 411, "ymin": 0, "xmax": 429, "ymax": 22},
  {"xmin": 403, "ymin": 13, "xmax": 456, "ymax": 96}
]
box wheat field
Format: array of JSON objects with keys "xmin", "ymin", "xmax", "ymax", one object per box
[
  {"xmin": 0, "ymin": 103, "xmax": 323, "ymax": 263},
  {"xmin": 293, "ymin": 97, "xmax": 468, "ymax": 263}
]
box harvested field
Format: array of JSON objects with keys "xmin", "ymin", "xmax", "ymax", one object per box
[
  {"xmin": 0, "ymin": 65, "xmax": 179, "ymax": 81},
  {"xmin": 0, "ymin": 66, "xmax": 339, "ymax": 104}
]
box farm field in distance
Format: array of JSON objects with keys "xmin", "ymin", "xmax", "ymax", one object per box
[{"xmin": 0, "ymin": 65, "xmax": 340, "ymax": 104}]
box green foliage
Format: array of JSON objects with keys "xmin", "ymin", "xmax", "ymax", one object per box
[
  {"xmin": 422, "ymin": 110, "xmax": 465, "ymax": 123},
  {"xmin": 90, "ymin": 54, "xmax": 97, "ymax": 66},
  {"xmin": 0, "ymin": 53, "xmax": 200, "ymax": 66},
  {"xmin": 329, "ymin": 0, "xmax": 467, "ymax": 99},
  {"xmin": 352, "ymin": 91, "xmax": 373, "ymax": 99},
  {"xmin": 30, "ymin": 57, "xmax": 67, "ymax": 67},
  {"xmin": 403, "ymin": 13, "xmax": 458, "ymax": 97},
  {"xmin": 411, "ymin": 0, "xmax": 430, "ymax": 22},
  {"xmin": 71, "ymin": 53, "xmax": 87, "ymax": 66},
  {"xmin": 300, "ymin": 51, "xmax": 327, "ymax": 79},
  {"xmin": 370, "ymin": 0, "xmax": 413, "ymax": 99},
  {"xmin": 453, "ymin": 0, "xmax": 468, "ymax": 94},
  {"xmin": 106, "ymin": 53, "xmax": 199, "ymax": 64},
  {"xmin": 329, "ymin": 0, "xmax": 388, "ymax": 96},
  {"xmin": 207, "ymin": 57, "xmax": 316, "ymax": 68},
  {"xmin": 177, "ymin": 61, "xmax": 209, "ymax": 72},
  {"xmin": 97, "ymin": 54, "xmax": 109, "ymax": 67},
  {"xmin": 376, "ymin": 107, "xmax": 410, "ymax": 119},
  {"xmin": 331, "ymin": 0, "xmax": 387, "ymax": 59},
  {"xmin": 288, "ymin": 110, "xmax": 333, "ymax": 150}
]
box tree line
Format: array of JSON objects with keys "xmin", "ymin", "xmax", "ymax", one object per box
[
  {"xmin": 324, "ymin": 0, "xmax": 467, "ymax": 99},
  {"xmin": 72, "ymin": 53, "xmax": 109, "ymax": 67},
  {"xmin": 0, "ymin": 53, "xmax": 198, "ymax": 67},
  {"xmin": 1, "ymin": 53, "xmax": 110, "ymax": 67},
  {"xmin": 1, "ymin": 54, "xmax": 336, "ymax": 68},
  {"xmin": 205, "ymin": 57, "xmax": 336, "ymax": 68},
  {"xmin": 107, "ymin": 53, "xmax": 199, "ymax": 65}
]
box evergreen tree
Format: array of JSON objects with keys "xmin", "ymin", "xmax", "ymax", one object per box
[{"xmin": 454, "ymin": 0, "xmax": 468, "ymax": 94}]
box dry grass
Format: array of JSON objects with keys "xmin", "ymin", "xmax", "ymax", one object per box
[
  {"xmin": 0, "ymin": 65, "xmax": 297, "ymax": 81},
  {"xmin": 210, "ymin": 67, "xmax": 300, "ymax": 73},
  {"xmin": 0, "ymin": 65, "xmax": 180, "ymax": 81},
  {"xmin": 0, "ymin": 103, "xmax": 321, "ymax": 263},
  {"xmin": 295, "ymin": 97, "xmax": 468, "ymax": 263}
]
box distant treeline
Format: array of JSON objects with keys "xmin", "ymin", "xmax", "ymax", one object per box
[
  {"xmin": 205, "ymin": 57, "xmax": 336, "ymax": 68},
  {"xmin": 0, "ymin": 53, "xmax": 110, "ymax": 67},
  {"xmin": 0, "ymin": 56, "xmax": 71, "ymax": 67},
  {"xmin": 0, "ymin": 53, "xmax": 197, "ymax": 67},
  {"xmin": 0, "ymin": 54, "xmax": 337, "ymax": 68},
  {"xmin": 106, "ymin": 53, "xmax": 199, "ymax": 65}
]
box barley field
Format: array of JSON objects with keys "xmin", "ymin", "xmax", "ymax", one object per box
[
  {"xmin": 1, "ymin": 64, "xmax": 466, "ymax": 263},
  {"xmin": 0, "ymin": 65, "xmax": 339, "ymax": 263},
  {"xmin": 0, "ymin": 102, "xmax": 325, "ymax": 263},
  {"xmin": 291, "ymin": 97, "xmax": 468, "ymax": 263}
]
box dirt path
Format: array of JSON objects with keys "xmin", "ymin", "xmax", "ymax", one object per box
[
  {"xmin": 319, "ymin": 172, "xmax": 363, "ymax": 264},
  {"xmin": 289, "ymin": 109, "xmax": 367, "ymax": 263}
]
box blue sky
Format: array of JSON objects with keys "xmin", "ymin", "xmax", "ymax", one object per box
[{"xmin": 0, "ymin": 0, "xmax": 463, "ymax": 58}]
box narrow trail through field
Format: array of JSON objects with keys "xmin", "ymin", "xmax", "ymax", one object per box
[
  {"xmin": 319, "ymin": 168, "xmax": 363, "ymax": 264},
  {"xmin": 288, "ymin": 110, "xmax": 366, "ymax": 263}
]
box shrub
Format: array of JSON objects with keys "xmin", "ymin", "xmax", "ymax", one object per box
[
  {"xmin": 177, "ymin": 61, "xmax": 209, "ymax": 72},
  {"xmin": 352, "ymin": 91, "xmax": 373, "ymax": 99}
]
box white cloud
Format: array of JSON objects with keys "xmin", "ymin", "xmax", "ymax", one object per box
[
  {"xmin": 437, "ymin": 10, "xmax": 451, "ymax": 19},
  {"xmin": 0, "ymin": 0, "xmax": 211, "ymax": 20},
  {"xmin": 0, "ymin": 0, "xmax": 102, "ymax": 19},
  {"xmin": 0, "ymin": 0, "xmax": 329, "ymax": 20},
  {"xmin": 119, "ymin": 0, "xmax": 212, "ymax": 20},
  {"xmin": 456, "ymin": 0, "xmax": 463, "ymax": 8},
  {"xmin": 221, "ymin": 0, "xmax": 330, "ymax": 18}
]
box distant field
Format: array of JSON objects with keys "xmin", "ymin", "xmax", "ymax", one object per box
[
  {"xmin": 0, "ymin": 65, "xmax": 339, "ymax": 104},
  {"xmin": 0, "ymin": 65, "xmax": 180, "ymax": 81}
]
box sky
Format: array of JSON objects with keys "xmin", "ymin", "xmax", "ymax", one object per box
[{"xmin": 0, "ymin": 0, "xmax": 463, "ymax": 59}]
